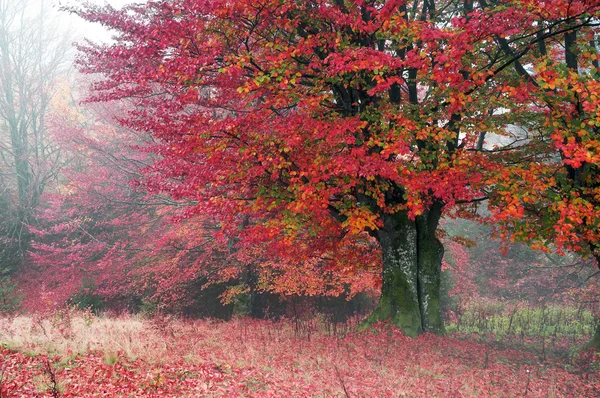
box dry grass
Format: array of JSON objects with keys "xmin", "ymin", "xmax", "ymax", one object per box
[
  {"xmin": 0, "ymin": 310, "xmax": 170, "ymax": 363},
  {"xmin": 0, "ymin": 310, "xmax": 331, "ymax": 365}
]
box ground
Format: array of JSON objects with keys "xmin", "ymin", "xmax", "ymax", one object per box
[{"xmin": 0, "ymin": 311, "xmax": 598, "ymax": 397}]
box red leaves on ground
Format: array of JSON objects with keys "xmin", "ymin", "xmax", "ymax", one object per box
[{"xmin": 1, "ymin": 319, "xmax": 598, "ymax": 397}]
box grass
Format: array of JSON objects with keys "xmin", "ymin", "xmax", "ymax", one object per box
[
  {"xmin": 0, "ymin": 310, "xmax": 168, "ymax": 363},
  {"xmin": 449, "ymin": 300, "xmax": 597, "ymax": 338},
  {"xmin": 0, "ymin": 308, "xmax": 598, "ymax": 397},
  {"xmin": 447, "ymin": 299, "xmax": 599, "ymax": 359}
]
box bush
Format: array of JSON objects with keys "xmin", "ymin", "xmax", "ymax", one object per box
[
  {"xmin": 68, "ymin": 279, "xmax": 105, "ymax": 314},
  {"xmin": 0, "ymin": 269, "xmax": 23, "ymax": 315}
]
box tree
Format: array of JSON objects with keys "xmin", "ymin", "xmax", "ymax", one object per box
[
  {"xmin": 0, "ymin": 0, "xmax": 71, "ymax": 272},
  {"xmin": 72, "ymin": 0, "xmax": 600, "ymax": 335},
  {"xmin": 442, "ymin": 218, "xmax": 596, "ymax": 310}
]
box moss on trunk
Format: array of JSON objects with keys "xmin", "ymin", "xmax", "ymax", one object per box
[
  {"xmin": 416, "ymin": 204, "xmax": 445, "ymax": 334},
  {"xmin": 363, "ymin": 212, "xmax": 422, "ymax": 336},
  {"xmin": 363, "ymin": 206, "xmax": 445, "ymax": 336}
]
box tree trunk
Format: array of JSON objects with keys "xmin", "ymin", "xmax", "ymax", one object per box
[
  {"xmin": 585, "ymin": 322, "xmax": 600, "ymax": 350},
  {"xmin": 416, "ymin": 203, "xmax": 445, "ymax": 334},
  {"xmin": 363, "ymin": 206, "xmax": 445, "ymax": 336}
]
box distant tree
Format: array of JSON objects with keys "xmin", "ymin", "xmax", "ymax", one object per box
[
  {"xmin": 0, "ymin": 0, "xmax": 71, "ymax": 272},
  {"xmin": 443, "ymin": 219, "xmax": 595, "ymax": 307}
]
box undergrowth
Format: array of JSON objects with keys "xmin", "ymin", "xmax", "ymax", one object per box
[{"xmin": 0, "ymin": 307, "xmax": 598, "ymax": 397}]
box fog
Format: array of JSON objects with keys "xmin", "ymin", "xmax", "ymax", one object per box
[{"xmin": 50, "ymin": 0, "xmax": 137, "ymax": 42}]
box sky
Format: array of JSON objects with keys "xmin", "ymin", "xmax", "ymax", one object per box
[{"xmin": 47, "ymin": 0, "xmax": 136, "ymax": 43}]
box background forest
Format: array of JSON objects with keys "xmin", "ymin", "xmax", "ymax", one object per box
[{"xmin": 0, "ymin": 0, "xmax": 600, "ymax": 396}]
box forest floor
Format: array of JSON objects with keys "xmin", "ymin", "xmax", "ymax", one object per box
[{"xmin": 0, "ymin": 311, "xmax": 598, "ymax": 397}]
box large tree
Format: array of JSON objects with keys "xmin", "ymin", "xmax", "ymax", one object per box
[{"xmin": 73, "ymin": 0, "xmax": 600, "ymax": 335}]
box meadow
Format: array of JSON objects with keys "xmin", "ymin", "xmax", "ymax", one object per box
[{"xmin": 0, "ymin": 306, "xmax": 598, "ymax": 397}]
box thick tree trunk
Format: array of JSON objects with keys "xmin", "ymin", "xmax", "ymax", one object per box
[
  {"xmin": 364, "ymin": 211, "xmax": 422, "ymax": 336},
  {"xmin": 363, "ymin": 206, "xmax": 445, "ymax": 336}
]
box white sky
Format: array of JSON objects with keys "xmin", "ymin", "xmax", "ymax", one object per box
[{"xmin": 48, "ymin": 0, "xmax": 138, "ymax": 43}]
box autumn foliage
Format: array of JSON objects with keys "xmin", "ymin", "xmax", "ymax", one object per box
[
  {"xmin": 2, "ymin": 1, "xmax": 600, "ymax": 396},
  {"xmin": 55, "ymin": 0, "xmax": 599, "ymax": 336}
]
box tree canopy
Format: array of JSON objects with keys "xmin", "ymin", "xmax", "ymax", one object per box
[{"xmin": 67, "ymin": 0, "xmax": 600, "ymax": 335}]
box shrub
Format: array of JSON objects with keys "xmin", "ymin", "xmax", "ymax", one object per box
[
  {"xmin": 68, "ymin": 279, "xmax": 105, "ymax": 315},
  {"xmin": 0, "ymin": 268, "xmax": 23, "ymax": 315}
]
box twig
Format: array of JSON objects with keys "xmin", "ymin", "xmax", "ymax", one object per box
[
  {"xmin": 523, "ymin": 369, "xmax": 530, "ymax": 396},
  {"xmin": 0, "ymin": 362, "xmax": 6, "ymax": 398},
  {"xmin": 44, "ymin": 358, "xmax": 60, "ymax": 398},
  {"xmin": 334, "ymin": 365, "xmax": 351, "ymax": 398}
]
